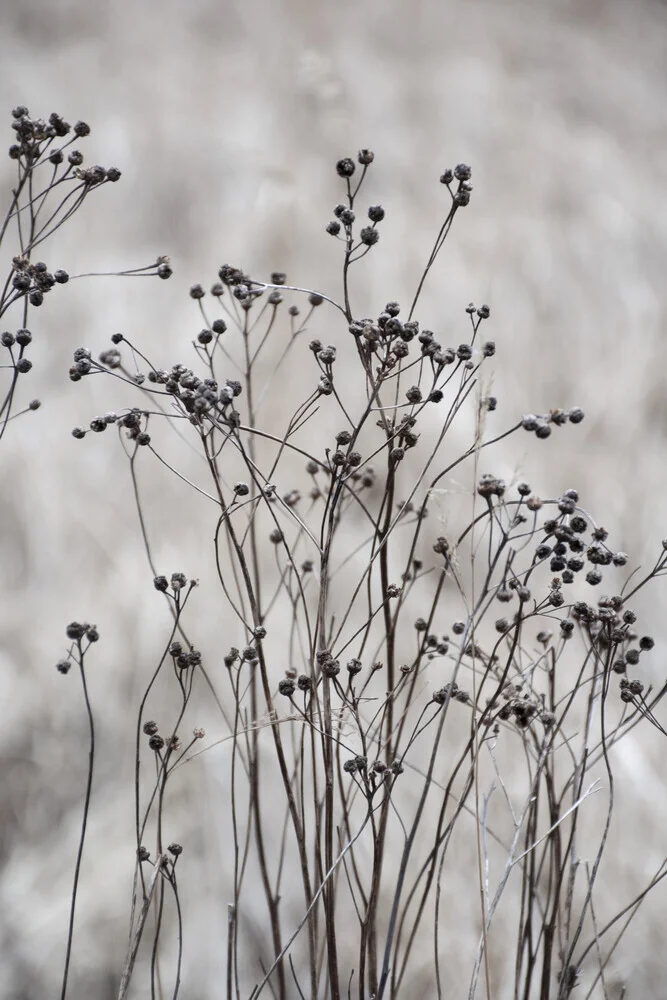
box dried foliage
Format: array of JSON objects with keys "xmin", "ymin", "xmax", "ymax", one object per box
[{"xmin": 4, "ymin": 107, "xmax": 667, "ymax": 1000}]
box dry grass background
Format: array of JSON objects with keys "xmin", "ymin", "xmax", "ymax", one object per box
[{"xmin": 1, "ymin": 0, "xmax": 667, "ymax": 997}]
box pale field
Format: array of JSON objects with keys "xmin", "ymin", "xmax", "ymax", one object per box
[{"xmin": 1, "ymin": 0, "xmax": 667, "ymax": 997}]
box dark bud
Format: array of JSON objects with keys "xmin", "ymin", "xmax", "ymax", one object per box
[
  {"xmin": 440, "ymin": 169, "xmax": 454, "ymax": 185},
  {"xmin": 535, "ymin": 423, "xmax": 552, "ymax": 439},
  {"xmin": 56, "ymin": 659, "xmax": 71, "ymax": 674},
  {"xmin": 153, "ymin": 575, "xmax": 169, "ymax": 592},
  {"xmin": 148, "ymin": 734, "xmax": 165, "ymax": 751},
  {"xmin": 454, "ymin": 163, "xmax": 472, "ymax": 181},
  {"xmin": 279, "ymin": 678, "xmax": 295, "ymax": 696},
  {"xmin": 368, "ymin": 204, "xmax": 385, "ymax": 222},
  {"xmin": 336, "ymin": 157, "xmax": 356, "ymax": 177},
  {"xmin": 106, "ymin": 167, "xmax": 121, "ymax": 182},
  {"xmin": 66, "ymin": 621, "xmax": 86, "ymax": 640},
  {"xmin": 157, "ymin": 261, "xmax": 172, "ymax": 279},
  {"xmin": 73, "ymin": 121, "xmax": 91, "ymax": 137},
  {"xmin": 358, "ymin": 149, "xmax": 374, "ymax": 165},
  {"xmin": 326, "ymin": 220, "xmax": 341, "ymax": 236},
  {"xmin": 360, "ymin": 227, "xmax": 379, "ymax": 246},
  {"xmin": 99, "ymin": 348, "xmax": 121, "ymax": 369},
  {"xmin": 12, "ymin": 273, "xmax": 31, "ymax": 292},
  {"xmin": 168, "ymin": 843, "xmax": 183, "ymax": 856},
  {"xmin": 639, "ymin": 636, "xmax": 655, "ymax": 651},
  {"xmin": 482, "ymin": 342, "xmax": 495, "ymax": 357},
  {"xmin": 197, "ymin": 329, "xmax": 213, "ymax": 344},
  {"xmin": 189, "ymin": 283, "xmax": 205, "ymax": 299},
  {"xmin": 568, "ymin": 407, "xmax": 585, "ymax": 424}
]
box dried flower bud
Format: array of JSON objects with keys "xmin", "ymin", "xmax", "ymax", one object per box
[{"xmin": 336, "ymin": 157, "xmax": 356, "ymax": 177}]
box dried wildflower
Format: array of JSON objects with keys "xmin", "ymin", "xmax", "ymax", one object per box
[
  {"xmin": 279, "ymin": 678, "xmax": 295, "ymax": 697},
  {"xmin": 336, "ymin": 158, "xmax": 356, "ymax": 178}
]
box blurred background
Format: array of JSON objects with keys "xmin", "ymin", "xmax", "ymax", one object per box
[{"xmin": 1, "ymin": 0, "xmax": 667, "ymax": 996}]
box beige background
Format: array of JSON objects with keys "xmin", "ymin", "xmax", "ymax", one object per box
[{"xmin": 1, "ymin": 0, "xmax": 667, "ymax": 996}]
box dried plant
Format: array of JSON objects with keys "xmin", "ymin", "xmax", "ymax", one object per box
[{"xmin": 18, "ymin": 118, "xmax": 666, "ymax": 999}]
